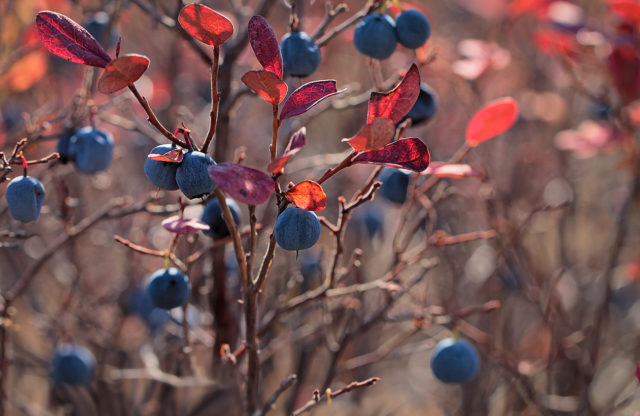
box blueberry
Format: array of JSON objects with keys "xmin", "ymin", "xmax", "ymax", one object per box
[
  {"xmin": 395, "ymin": 9, "xmax": 431, "ymax": 49},
  {"xmin": 83, "ymin": 12, "xmax": 119, "ymax": 48},
  {"xmin": 145, "ymin": 267, "xmax": 191, "ymax": 310},
  {"xmin": 275, "ymin": 206, "xmax": 321, "ymax": 251},
  {"xmin": 298, "ymin": 250, "xmax": 323, "ymax": 281},
  {"xmin": 50, "ymin": 344, "xmax": 96, "ymax": 385},
  {"xmin": 378, "ymin": 167, "xmax": 410, "ymax": 204},
  {"xmin": 68, "ymin": 126, "xmax": 114, "ymax": 174},
  {"xmin": 362, "ymin": 204, "xmax": 384, "ymax": 237},
  {"xmin": 175, "ymin": 151, "xmax": 217, "ymax": 199},
  {"xmin": 281, "ymin": 32, "xmax": 321, "ymax": 77},
  {"xmin": 201, "ymin": 198, "xmax": 241, "ymax": 239},
  {"xmin": 57, "ymin": 132, "xmax": 75, "ymax": 163},
  {"xmin": 353, "ymin": 14, "xmax": 397, "ymax": 60},
  {"xmin": 124, "ymin": 287, "xmax": 169, "ymax": 332},
  {"xmin": 5, "ymin": 176, "xmax": 45, "ymax": 222},
  {"xmin": 144, "ymin": 144, "xmax": 180, "ymax": 190},
  {"xmin": 402, "ymin": 83, "xmax": 438, "ymax": 126},
  {"xmin": 430, "ymin": 338, "xmax": 480, "ymax": 384}
]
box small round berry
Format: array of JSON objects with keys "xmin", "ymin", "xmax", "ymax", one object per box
[
  {"xmin": 145, "ymin": 267, "xmax": 191, "ymax": 310},
  {"xmin": 281, "ymin": 32, "xmax": 321, "ymax": 77},
  {"xmin": 275, "ymin": 206, "xmax": 321, "ymax": 251},
  {"xmin": 353, "ymin": 14, "xmax": 397, "ymax": 60},
  {"xmin": 395, "ymin": 9, "xmax": 431, "ymax": 49},
  {"xmin": 51, "ymin": 344, "xmax": 96, "ymax": 385}
]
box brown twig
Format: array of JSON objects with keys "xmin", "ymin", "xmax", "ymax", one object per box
[
  {"xmin": 311, "ymin": 2, "xmax": 349, "ymax": 41},
  {"xmin": 202, "ymin": 45, "xmax": 220, "ymax": 154},
  {"xmin": 290, "ymin": 377, "xmax": 380, "ymax": 416},
  {"xmin": 259, "ymin": 374, "xmax": 297, "ymax": 416}
]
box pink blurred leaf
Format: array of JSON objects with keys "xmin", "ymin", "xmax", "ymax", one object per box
[
  {"xmin": 36, "ymin": 11, "xmax": 112, "ymax": 68},
  {"xmin": 179, "ymin": 4, "xmax": 234, "ymax": 46},
  {"xmin": 554, "ymin": 120, "xmax": 619, "ymax": 158},
  {"xmin": 97, "ymin": 54, "xmax": 150, "ymax": 93},
  {"xmin": 352, "ymin": 137, "xmax": 430, "ymax": 172},
  {"xmin": 267, "ymin": 127, "xmax": 306, "ymax": 174},
  {"xmin": 424, "ymin": 162, "xmax": 482, "ymax": 178},
  {"xmin": 162, "ymin": 216, "xmax": 210, "ymax": 234},
  {"xmin": 452, "ymin": 39, "xmax": 511, "ymax": 80},
  {"xmin": 279, "ymin": 80, "xmax": 342, "ymax": 122},
  {"xmin": 208, "ymin": 163, "xmax": 275, "ymax": 205},
  {"xmin": 367, "ymin": 64, "xmax": 420, "ymax": 124},
  {"xmin": 343, "ymin": 117, "xmax": 395, "ymax": 152},
  {"xmin": 248, "ymin": 15, "xmax": 282, "ymax": 78},
  {"xmin": 242, "ymin": 70, "xmax": 288, "ymax": 105},
  {"xmin": 285, "ymin": 180, "xmax": 326, "ymax": 211},
  {"xmin": 148, "ymin": 149, "xmax": 184, "ymax": 163},
  {"xmin": 466, "ymin": 97, "xmax": 518, "ymax": 146}
]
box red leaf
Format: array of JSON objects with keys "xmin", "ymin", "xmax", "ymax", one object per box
[
  {"xmin": 148, "ymin": 149, "xmax": 184, "ymax": 163},
  {"xmin": 610, "ymin": 0, "xmax": 640, "ymax": 23},
  {"xmin": 533, "ymin": 28, "xmax": 578, "ymax": 58},
  {"xmin": 97, "ymin": 54, "xmax": 150, "ymax": 93},
  {"xmin": 248, "ymin": 15, "xmax": 282, "ymax": 78},
  {"xmin": 352, "ymin": 137, "xmax": 430, "ymax": 172},
  {"xmin": 208, "ymin": 163, "xmax": 275, "ymax": 205},
  {"xmin": 178, "ymin": 4, "xmax": 234, "ymax": 46},
  {"xmin": 242, "ymin": 70, "xmax": 288, "ymax": 105},
  {"xmin": 285, "ymin": 180, "xmax": 326, "ymax": 211},
  {"xmin": 267, "ymin": 127, "xmax": 306, "ymax": 174},
  {"xmin": 424, "ymin": 162, "xmax": 482, "ymax": 178},
  {"xmin": 367, "ymin": 64, "xmax": 420, "ymax": 124},
  {"xmin": 343, "ymin": 117, "xmax": 395, "ymax": 152},
  {"xmin": 36, "ymin": 11, "xmax": 111, "ymax": 68},
  {"xmin": 162, "ymin": 216, "xmax": 210, "ymax": 234},
  {"xmin": 466, "ymin": 97, "xmax": 518, "ymax": 146},
  {"xmin": 279, "ymin": 80, "xmax": 342, "ymax": 122}
]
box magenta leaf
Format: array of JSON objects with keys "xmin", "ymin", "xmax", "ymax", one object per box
[
  {"xmin": 352, "ymin": 137, "xmax": 430, "ymax": 172},
  {"xmin": 248, "ymin": 16, "xmax": 282, "ymax": 78},
  {"xmin": 162, "ymin": 216, "xmax": 210, "ymax": 234},
  {"xmin": 367, "ymin": 64, "xmax": 420, "ymax": 124},
  {"xmin": 208, "ymin": 163, "xmax": 275, "ymax": 205},
  {"xmin": 36, "ymin": 11, "xmax": 111, "ymax": 68},
  {"xmin": 279, "ymin": 80, "xmax": 343, "ymax": 122},
  {"xmin": 267, "ymin": 127, "xmax": 306, "ymax": 174}
]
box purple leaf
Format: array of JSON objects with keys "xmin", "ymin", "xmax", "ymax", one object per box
[
  {"xmin": 248, "ymin": 16, "xmax": 283, "ymax": 78},
  {"xmin": 352, "ymin": 137, "xmax": 431, "ymax": 172},
  {"xmin": 36, "ymin": 11, "xmax": 111, "ymax": 68},
  {"xmin": 279, "ymin": 80, "xmax": 343, "ymax": 122},
  {"xmin": 162, "ymin": 216, "xmax": 210, "ymax": 234},
  {"xmin": 208, "ymin": 163, "xmax": 275, "ymax": 205}
]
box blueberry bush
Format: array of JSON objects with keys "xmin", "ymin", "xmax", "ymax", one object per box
[{"xmin": 1, "ymin": 0, "xmax": 640, "ymax": 415}]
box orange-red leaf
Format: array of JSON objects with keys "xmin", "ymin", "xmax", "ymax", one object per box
[
  {"xmin": 267, "ymin": 127, "xmax": 306, "ymax": 174},
  {"xmin": 367, "ymin": 64, "xmax": 421, "ymax": 124},
  {"xmin": 98, "ymin": 54, "xmax": 150, "ymax": 94},
  {"xmin": 465, "ymin": 97, "xmax": 518, "ymax": 146},
  {"xmin": 343, "ymin": 117, "xmax": 395, "ymax": 152},
  {"xmin": 285, "ymin": 180, "xmax": 326, "ymax": 211},
  {"xmin": 241, "ymin": 70, "xmax": 288, "ymax": 105},
  {"xmin": 148, "ymin": 149, "xmax": 184, "ymax": 163},
  {"xmin": 178, "ymin": 4, "xmax": 234, "ymax": 46}
]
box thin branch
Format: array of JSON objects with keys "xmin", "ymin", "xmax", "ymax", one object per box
[
  {"xmin": 291, "ymin": 377, "xmax": 380, "ymax": 416},
  {"xmin": 202, "ymin": 46, "xmax": 220, "ymax": 154},
  {"xmin": 259, "ymin": 374, "xmax": 297, "ymax": 416}
]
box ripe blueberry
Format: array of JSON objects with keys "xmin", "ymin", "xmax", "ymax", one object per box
[
  {"xmin": 275, "ymin": 206, "xmax": 321, "ymax": 251},
  {"xmin": 57, "ymin": 132, "xmax": 75, "ymax": 163},
  {"xmin": 145, "ymin": 267, "xmax": 191, "ymax": 310},
  {"xmin": 176, "ymin": 151, "xmax": 217, "ymax": 199},
  {"xmin": 201, "ymin": 198, "xmax": 241, "ymax": 239},
  {"xmin": 68, "ymin": 126, "xmax": 114, "ymax": 174},
  {"xmin": 430, "ymin": 338, "xmax": 479, "ymax": 383},
  {"xmin": 378, "ymin": 167, "xmax": 410, "ymax": 204},
  {"xmin": 403, "ymin": 83, "xmax": 438, "ymax": 126},
  {"xmin": 83, "ymin": 12, "xmax": 119, "ymax": 48},
  {"xmin": 124, "ymin": 287, "xmax": 169, "ymax": 332},
  {"xmin": 144, "ymin": 144, "xmax": 180, "ymax": 191},
  {"xmin": 50, "ymin": 344, "xmax": 96, "ymax": 385},
  {"xmin": 5, "ymin": 176, "xmax": 45, "ymax": 222},
  {"xmin": 395, "ymin": 9, "xmax": 431, "ymax": 49},
  {"xmin": 281, "ymin": 32, "xmax": 321, "ymax": 77},
  {"xmin": 353, "ymin": 14, "xmax": 397, "ymax": 60}
]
